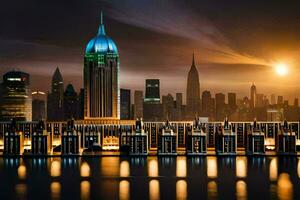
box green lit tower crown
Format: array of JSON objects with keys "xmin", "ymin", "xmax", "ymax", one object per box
[{"xmin": 84, "ymin": 12, "xmax": 120, "ymax": 119}]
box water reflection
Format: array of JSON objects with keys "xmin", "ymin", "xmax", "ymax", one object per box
[
  {"xmin": 81, "ymin": 180, "xmax": 90, "ymax": 200},
  {"xmin": 176, "ymin": 180, "xmax": 187, "ymax": 200},
  {"xmin": 176, "ymin": 156, "xmax": 187, "ymax": 178},
  {"xmin": 149, "ymin": 179, "xmax": 160, "ymax": 200},
  {"xmin": 50, "ymin": 182, "xmax": 61, "ymax": 200},
  {"xmin": 119, "ymin": 180, "xmax": 130, "ymax": 200},
  {"xmin": 15, "ymin": 184, "xmax": 27, "ymax": 200},
  {"xmin": 207, "ymin": 157, "xmax": 217, "ymax": 178},
  {"xmin": 236, "ymin": 157, "xmax": 247, "ymax": 178},
  {"xmin": 17, "ymin": 164, "xmax": 26, "ymax": 180},
  {"xmin": 207, "ymin": 181, "xmax": 218, "ymax": 199},
  {"xmin": 120, "ymin": 161, "xmax": 130, "ymax": 177},
  {"xmin": 50, "ymin": 160, "xmax": 61, "ymax": 177},
  {"xmin": 236, "ymin": 180, "xmax": 247, "ymax": 200},
  {"xmin": 269, "ymin": 158, "xmax": 278, "ymax": 181},
  {"xmin": 81, "ymin": 162, "xmax": 90, "ymax": 177},
  {"xmin": 148, "ymin": 157, "xmax": 159, "ymax": 177},
  {"xmin": 277, "ymin": 173, "xmax": 293, "ymax": 200},
  {"xmin": 101, "ymin": 157, "xmax": 119, "ymax": 176}
]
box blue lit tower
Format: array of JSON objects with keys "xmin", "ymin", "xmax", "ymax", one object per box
[{"xmin": 84, "ymin": 12, "xmax": 120, "ymax": 119}]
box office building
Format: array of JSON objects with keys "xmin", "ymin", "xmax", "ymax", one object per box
[
  {"xmin": 32, "ymin": 91, "xmax": 46, "ymax": 121},
  {"xmin": 84, "ymin": 13, "xmax": 120, "ymax": 119},
  {"xmin": 134, "ymin": 90, "xmax": 143, "ymax": 119},
  {"xmin": 0, "ymin": 70, "xmax": 32, "ymax": 121},
  {"xmin": 215, "ymin": 93, "xmax": 225, "ymax": 121},
  {"xmin": 144, "ymin": 79, "xmax": 160, "ymax": 104},
  {"xmin": 64, "ymin": 84, "xmax": 79, "ymax": 120},
  {"xmin": 120, "ymin": 89, "xmax": 131, "ymax": 120}
]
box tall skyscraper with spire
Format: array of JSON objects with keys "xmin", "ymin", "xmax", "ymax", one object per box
[
  {"xmin": 47, "ymin": 67, "xmax": 64, "ymax": 121},
  {"xmin": 250, "ymin": 83, "xmax": 256, "ymax": 109},
  {"xmin": 84, "ymin": 12, "xmax": 120, "ymax": 119},
  {"xmin": 186, "ymin": 53, "xmax": 200, "ymax": 119}
]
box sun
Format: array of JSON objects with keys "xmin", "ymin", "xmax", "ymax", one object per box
[{"xmin": 275, "ymin": 63, "xmax": 288, "ymax": 76}]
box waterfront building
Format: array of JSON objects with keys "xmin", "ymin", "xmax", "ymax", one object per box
[
  {"xmin": 47, "ymin": 67, "xmax": 64, "ymax": 121},
  {"xmin": 31, "ymin": 120, "xmax": 50, "ymax": 155},
  {"xmin": 120, "ymin": 89, "xmax": 131, "ymax": 120},
  {"xmin": 158, "ymin": 120, "xmax": 177, "ymax": 155},
  {"xmin": 215, "ymin": 118, "xmax": 237, "ymax": 155},
  {"xmin": 84, "ymin": 13, "xmax": 120, "ymax": 119},
  {"xmin": 277, "ymin": 121, "xmax": 296, "ymax": 155},
  {"xmin": 61, "ymin": 119, "xmax": 80, "ymax": 155},
  {"xmin": 0, "ymin": 70, "xmax": 32, "ymax": 121},
  {"xmin": 247, "ymin": 119, "xmax": 265, "ymax": 155},
  {"xmin": 186, "ymin": 53, "xmax": 200, "ymax": 119},
  {"xmin": 3, "ymin": 119, "xmax": 23, "ymax": 155},
  {"xmin": 186, "ymin": 118, "xmax": 207, "ymax": 155},
  {"xmin": 128, "ymin": 119, "xmax": 148, "ymax": 155}
]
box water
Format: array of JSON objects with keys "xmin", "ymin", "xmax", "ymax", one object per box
[{"xmin": 0, "ymin": 156, "xmax": 299, "ymax": 200}]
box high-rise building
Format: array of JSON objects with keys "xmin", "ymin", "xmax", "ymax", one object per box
[
  {"xmin": 256, "ymin": 93, "xmax": 264, "ymax": 108},
  {"xmin": 186, "ymin": 53, "xmax": 200, "ymax": 119},
  {"xmin": 174, "ymin": 93, "xmax": 183, "ymax": 120},
  {"xmin": 84, "ymin": 13, "xmax": 120, "ymax": 119},
  {"xmin": 144, "ymin": 79, "xmax": 160, "ymax": 104},
  {"xmin": 162, "ymin": 94, "xmax": 174, "ymax": 120},
  {"xmin": 294, "ymin": 98, "xmax": 299, "ymax": 107},
  {"xmin": 32, "ymin": 91, "xmax": 46, "ymax": 121},
  {"xmin": 228, "ymin": 93, "xmax": 237, "ymax": 112},
  {"xmin": 271, "ymin": 94, "xmax": 276, "ymax": 105},
  {"xmin": 250, "ymin": 83, "xmax": 256, "ymax": 108},
  {"xmin": 215, "ymin": 93, "xmax": 225, "ymax": 121},
  {"xmin": 47, "ymin": 67, "xmax": 64, "ymax": 121},
  {"xmin": 120, "ymin": 89, "xmax": 131, "ymax": 120},
  {"xmin": 0, "ymin": 70, "xmax": 32, "ymax": 121},
  {"xmin": 134, "ymin": 90, "xmax": 143, "ymax": 119},
  {"xmin": 64, "ymin": 84, "xmax": 79, "ymax": 120},
  {"xmin": 202, "ymin": 90, "xmax": 212, "ymax": 117},
  {"xmin": 277, "ymin": 96, "xmax": 284, "ymax": 105}
]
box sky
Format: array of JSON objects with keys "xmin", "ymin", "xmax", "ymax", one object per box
[{"xmin": 1, "ymin": 0, "xmax": 300, "ymax": 103}]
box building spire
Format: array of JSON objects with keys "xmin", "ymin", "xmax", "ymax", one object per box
[{"xmin": 98, "ymin": 11, "xmax": 106, "ymax": 35}]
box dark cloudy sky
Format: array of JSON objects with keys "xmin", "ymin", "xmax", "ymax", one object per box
[{"xmin": 1, "ymin": 0, "xmax": 300, "ymax": 103}]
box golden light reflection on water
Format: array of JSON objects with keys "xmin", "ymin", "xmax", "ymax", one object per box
[
  {"xmin": 81, "ymin": 162, "xmax": 90, "ymax": 177},
  {"xmin": 207, "ymin": 181, "xmax": 218, "ymax": 199},
  {"xmin": 81, "ymin": 181, "xmax": 90, "ymax": 200},
  {"xmin": 298, "ymin": 159, "xmax": 300, "ymax": 178},
  {"xmin": 176, "ymin": 180, "xmax": 187, "ymax": 200},
  {"xmin": 18, "ymin": 165, "xmax": 26, "ymax": 180},
  {"xmin": 50, "ymin": 161, "xmax": 61, "ymax": 177},
  {"xmin": 236, "ymin": 157, "xmax": 247, "ymax": 178},
  {"xmin": 119, "ymin": 180, "xmax": 130, "ymax": 200},
  {"xmin": 149, "ymin": 179, "xmax": 160, "ymax": 200},
  {"xmin": 15, "ymin": 184, "xmax": 27, "ymax": 200},
  {"xmin": 269, "ymin": 158, "xmax": 278, "ymax": 181},
  {"xmin": 120, "ymin": 161, "xmax": 130, "ymax": 177},
  {"xmin": 207, "ymin": 157, "xmax": 217, "ymax": 178},
  {"xmin": 101, "ymin": 157, "xmax": 120, "ymax": 176},
  {"xmin": 277, "ymin": 173, "xmax": 293, "ymax": 200},
  {"xmin": 51, "ymin": 182, "xmax": 61, "ymax": 200},
  {"xmin": 236, "ymin": 180, "xmax": 247, "ymax": 200},
  {"xmin": 176, "ymin": 156, "xmax": 187, "ymax": 178},
  {"xmin": 148, "ymin": 157, "xmax": 159, "ymax": 177}
]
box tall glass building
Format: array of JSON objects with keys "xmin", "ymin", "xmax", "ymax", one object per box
[
  {"xmin": 144, "ymin": 79, "xmax": 160, "ymax": 104},
  {"xmin": 84, "ymin": 13, "xmax": 120, "ymax": 119},
  {"xmin": 0, "ymin": 70, "xmax": 32, "ymax": 121}
]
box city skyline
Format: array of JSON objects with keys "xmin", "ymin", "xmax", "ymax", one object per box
[{"xmin": 2, "ymin": 1, "xmax": 300, "ymax": 101}]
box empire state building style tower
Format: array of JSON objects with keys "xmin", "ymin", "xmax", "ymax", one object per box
[
  {"xmin": 186, "ymin": 53, "xmax": 201, "ymax": 119},
  {"xmin": 84, "ymin": 13, "xmax": 120, "ymax": 119}
]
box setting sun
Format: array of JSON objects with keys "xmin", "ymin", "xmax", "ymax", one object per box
[{"xmin": 275, "ymin": 63, "xmax": 289, "ymax": 76}]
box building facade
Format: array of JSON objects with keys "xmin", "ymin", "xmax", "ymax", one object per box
[{"xmin": 84, "ymin": 13, "xmax": 120, "ymax": 119}]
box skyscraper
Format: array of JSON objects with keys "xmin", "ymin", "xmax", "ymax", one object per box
[
  {"xmin": 134, "ymin": 90, "xmax": 143, "ymax": 119},
  {"xmin": 215, "ymin": 93, "xmax": 225, "ymax": 121},
  {"xmin": 120, "ymin": 89, "xmax": 131, "ymax": 120},
  {"xmin": 186, "ymin": 53, "xmax": 200, "ymax": 119},
  {"xmin": 64, "ymin": 84, "xmax": 79, "ymax": 120},
  {"xmin": 47, "ymin": 67, "xmax": 64, "ymax": 121},
  {"xmin": 0, "ymin": 70, "xmax": 32, "ymax": 121},
  {"xmin": 144, "ymin": 79, "xmax": 160, "ymax": 104},
  {"xmin": 250, "ymin": 83, "xmax": 256, "ymax": 108},
  {"xmin": 32, "ymin": 91, "xmax": 46, "ymax": 121},
  {"xmin": 228, "ymin": 92, "xmax": 237, "ymax": 112},
  {"xmin": 84, "ymin": 13, "xmax": 120, "ymax": 119}
]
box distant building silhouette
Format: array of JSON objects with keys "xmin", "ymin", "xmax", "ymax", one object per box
[
  {"xmin": 120, "ymin": 89, "xmax": 131, "ymax": 119},
  {"xmin": 47, "ymin": 67, "xmax": 64, "ymax": 121},
  {"xmin": 134, "ymin": 90, "xmax": 143, "ymax": 119},
  {"xmin": 0, "ymin": 70, "xmax": 32, "ymax": 121},
  {"xmin": 144, "ymin": 79, "xmax": 160, "ymax": 104},
  {"xmin": 186, "ymin": 53, "xmax": 200, "ymax": 119},
  {"xmin": 250, "ymin": 83, "xmax": 256, "ymax": 108},
  {"xmin": 64, "ymin": 84, "xmax": 79, "ymax": 120},
  {"xmin": 32, "ymin": 91, "xmax": 46, "ymax": 121},
  {"xmin": 215, "ymin": 93, "xmax": 225, "ymax": 121}
]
